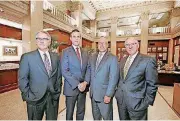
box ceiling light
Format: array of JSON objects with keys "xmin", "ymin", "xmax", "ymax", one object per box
[
  {"xmin": 156, "ymin": 13, "xmax": 165, "ymax": 20},
  {"xmin": 0, "ymin": 8, "xmax": 4, "ymax": 12}
]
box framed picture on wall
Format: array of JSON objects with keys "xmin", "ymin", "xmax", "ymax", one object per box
[
  {"xmin": 152, "ymin": 47, "xmax": 156, "ymax": 52},
  {"xmin": 3, "ymin": 46, "xmax": 18, "ymax": 56},
  {"xmin": 148, "ymin": 48, "xmax": 151, "ymax": 52},
  {"xmin": 163, "ymin": 47, "xmax": 167, "ymax": 52}
]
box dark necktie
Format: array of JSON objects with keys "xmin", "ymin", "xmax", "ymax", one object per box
[
  {"xmin": 43, "ymin": 53, "xmax": 52, "ymax": 76},
  {"xmin": 76, "ymin": 47, "xmax": 81, "ymax": 61}
]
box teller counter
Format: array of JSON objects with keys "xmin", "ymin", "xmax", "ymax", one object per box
[{"xmin": 158, "ymin": 70, "xmax": 180, "ymax": 86}]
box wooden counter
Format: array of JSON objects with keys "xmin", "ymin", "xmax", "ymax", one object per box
[
  {"xmin": 172, "ymin": 83, "xmax": 180, "ymax": 117},
  {"xmin": 158, "ymin": 71, "xmax": 180, "ymax": 86},
  {"xmin": 0, "ymin": 68, "xmax": 18, "ymax": 93}
]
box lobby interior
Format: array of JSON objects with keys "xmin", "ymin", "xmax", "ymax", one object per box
[{"xmin": 0, "ymin": 0, "xmax": 180, "ymax": 120}]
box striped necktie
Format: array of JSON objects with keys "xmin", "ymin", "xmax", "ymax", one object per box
[
  {"xmin": 124, "ymin": 56, "xmax": 132, "ymax": 79},
  {"xmin": 43, "ymin": 53, "xmax": 52, "ymax": 76}
]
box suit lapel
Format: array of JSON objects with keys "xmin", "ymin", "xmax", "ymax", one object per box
[
  {"xmin": 96, "ymin": 52, "xmax": 109, "ymax": 73},
  {"xmin": 70, "ymin": 46, "xmax": 81, "ymax": 68},
  {"xmin": 49, "ymin": 52, "xmax": 56, "ymax": 72},
  {"xmin": 92, "ymin": 53, "xmax": 98, "ymax": 73},
  {"xmin": 125, "ymin": 53, "xmax": 141, "ymax": 80},
  {"xmin": 35, "ymin": 50, "xmax": 49, "ymax": 76},
  {"xmin": 80, "ymin": 48, "xmax": 85, "ymax": 71}
]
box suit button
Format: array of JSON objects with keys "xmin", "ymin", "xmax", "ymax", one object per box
[
  {"xmin": 121, "ymin": 90, "xmax": 123, "ymax": 92},
  {"xmin": 123, "ymin": 82, "xmax": 125, "ymax": 84}
]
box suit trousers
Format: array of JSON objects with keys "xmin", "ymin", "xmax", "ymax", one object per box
[
  {"xmin": 26, "ymin": 92, "xmax": 59, "ymax": 120},
  {"xmin": 91, "ymin": 98, "xmax": 113, "ymax": 120},
  {"xmin": 116, "ymin": 97, "xmax": 147, "ymax": 120},
  {"xmin": 65, "ymin": 93, "xmax": 86, "ymax": 120}
]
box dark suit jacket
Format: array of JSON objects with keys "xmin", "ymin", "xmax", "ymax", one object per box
[
  {"xmin": 18, "ymin": 50, "xmax": 62, "ymax": 102},
  {"xmin": 115, "ymin": 53, "xmax": 158, "ymax": 111},
  {"xmin": 85, "ymin": 52, "xmax": 119, "ymax": 102},
  {"xmin": 61, "ymin": 46, "xmax": 89, "ymax": 96}
]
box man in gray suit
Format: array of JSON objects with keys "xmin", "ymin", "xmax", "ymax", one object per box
[
  {"xmin": 18, "ymin": 31, "xmax": 62, "ymax": 120},
  {"xmin": 85, "ymin": 37, "xmax": 119, "ymax": 120},
  {"xmin": 61, "ymin": 29, "xmax": 89, "ymax": 120},
  {"xmin": 115, "ymin": 37, "xmax": 158, "ymax": 120}
]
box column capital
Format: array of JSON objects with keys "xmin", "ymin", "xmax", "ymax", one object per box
[
  {"xmin": 141, "ymin": 11, "xmax": 150, "ymax": 20},
  {"xmin": 171, "ymin": 7, "xmax": 180, "ymax": 17},
  {"xmin": 110, "ymin": 17, "xmax": 118, "ymax": 24},
  {"xmin": 70, "ymin": 1, "xmax": 83, "ymax": 12}
]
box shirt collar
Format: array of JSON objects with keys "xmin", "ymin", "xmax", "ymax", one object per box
[
  {"xmin": 129, "ymin": 51, "xmax": 138, "ymax": 60},
  {"xmin": 72, "ymin": 45, "xmax": 80, "ymax": 51}
]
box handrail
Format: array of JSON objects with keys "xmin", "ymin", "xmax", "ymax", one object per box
[
  {"xmin": 43, "ymin": 0, "xmax": 76, "ymax": 26},
  {"xmin": 149, "ymin": 27, "xmax": 171, "ymax": 34}
]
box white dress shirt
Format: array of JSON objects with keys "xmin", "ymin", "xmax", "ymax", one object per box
[{"xmin": 38, "ymin": 49, "xmax": 52, "ymax": 67}]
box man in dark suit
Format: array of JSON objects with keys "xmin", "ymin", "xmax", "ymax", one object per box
[
  {"xmin": 115, "ymin": 37, "xmax": 158, "ymax": 120},
  {"xmin": 61, "ymin": 29, "xmax": 89, "ymax": 120},
  {"xmin": 18, "ymin": 31, "xmax": 62, "ymax": 120},
  {"xmin": 85, "ymin": 37, "xmax": 119, "ymax": 120}
]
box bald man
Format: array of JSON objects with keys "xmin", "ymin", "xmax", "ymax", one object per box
[
  {"xmin": 115, "ymin": 37, "xmax": 158, "ymax": 120},
  {"xmin": 85, "ymin": 37, "xmax": 119, "ymax": 120}
]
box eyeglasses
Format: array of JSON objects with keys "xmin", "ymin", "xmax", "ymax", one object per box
[
  {"xmin": 36, "ymin": 38, "xmax": 49, "ymax": 41},
  {"xmin": 125, "ymin": 43, "xmax": 137, "ymax": 47}
]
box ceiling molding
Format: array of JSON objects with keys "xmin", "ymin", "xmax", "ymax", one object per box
[{"xmin": 96, "ymin": 1, "xmax": 174, "ymax": 20}]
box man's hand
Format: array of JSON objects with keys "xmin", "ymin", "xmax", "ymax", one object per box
[
  {"xmin": 104, "ymin": 96, "xmax": 111, "ymax": 104},
  {"xmin": 78, "ymin": 81, "xmax": 88, "ymax": 92}
]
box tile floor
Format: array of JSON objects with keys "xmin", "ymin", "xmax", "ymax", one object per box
[{"xmin": 0, "ymin": 86, "xmax": 179, "ymax": 120}]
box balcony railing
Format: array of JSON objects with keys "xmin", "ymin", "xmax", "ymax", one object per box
[
  {"xmin": 149, "ymin": 27, "xmax": 171, "ymax": 34},
  {"xmin": 82, "ymin": 25, "xmax": 94, "ymax": 35},
  {"xmin": 43, "ymin": 0, "xmax": 76, "ymax": 26}
]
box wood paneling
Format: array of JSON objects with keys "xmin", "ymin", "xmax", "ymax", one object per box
[
  {"xmin": 48, "ymin": 29, "xmax": 71, "ymax": 53},
  {"xmin": 0, "ymin": 24, "xmax": 22, "ymax": 40},
  {"xmin": 148, "ymin": 40, "xmax": 169, "ymax": 63},
  {"xmin": 0, "ymin": 69, "xmax": 18, "ymax": 93},
  {"xmin": 82, "ymin": 38, "xmax": 92, "ymax": 48}
]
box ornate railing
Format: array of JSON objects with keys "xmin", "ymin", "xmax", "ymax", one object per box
[
  {"xmin": 149, "ymin": 27, "xmax": 171, "ymax": 34},
  {"xmin": 43, "ymin": 0, "xmax": 76, "ymax": 26}
]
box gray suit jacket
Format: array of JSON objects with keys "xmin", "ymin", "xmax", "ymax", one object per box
[
  {"xmin": 85, "ymin": 52, "xmax": 119, "ymax": 102},
  {"xmin": 115, "ymin": 53, "xmax": 158, "ymax": 111},
  {"xmin": 18, "ymin": 50, "xmax": 62, "ymax": 102},
  {"xmin": 61, "ymin": 46, "xmax": 89, "ymax": 96}
]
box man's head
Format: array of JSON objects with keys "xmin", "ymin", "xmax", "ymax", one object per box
[
  {"xmin": 124, "ymin": 37, "xmax": 139, "ymax": 56},
  {"xmin": 98, "ymin": 37, "xmax": 108, "ymax": 52},
  {"xmin": 35, "ymin": 31, "xmax": 51, "ymax": 52},
  {"xmin": 70, "ymin": 29, "xmax": 81, "ymax": 47}
]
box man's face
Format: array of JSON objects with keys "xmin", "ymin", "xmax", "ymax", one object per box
[
  {"xmin": 98, "ymin": 38, "xmax": 108, "ymax": 52},
  {"xmin": 36, "ymin": 32, "xmax": 51, "ymax": 51},
  {"xmin": 70, "ymin": 31, "xmax": 81, "ymax": 46},
  {"xmin": 125, "ymin": 38, "xmax": 139, "ymax": 56}
]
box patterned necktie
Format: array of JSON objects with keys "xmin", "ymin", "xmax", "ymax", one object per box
[
  {"xmin": 43, "ymin": 53, "xmax": 52, "ymax": 76},
  {"xmin": 76, "ymin": 47, "xmax": 81, "ymax": 61},
  {"xmin": 96, "ymin": 53, "xmax": 102, "ymax": 70},
  {"xmin": 124, "ymin": 56, "xmax": 132, "ymax": 79}
]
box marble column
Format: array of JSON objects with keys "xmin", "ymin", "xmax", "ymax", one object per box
[
  {"xmin": 169, "ymin": 8, "xmax": 180, "ymax": 63},
  {"xmin": 90, "ymin": 20, "xmax": 97, "ymax": 37},
  {"xmin": 22, "ymin": 15, "xmax": 31, "ymax": 53},
  {"xmin": 140, "ymin": 11, "xmax": 149, "ymax": 54},
  {"xmin": 110, "ymin": 17, "xmax": 118, "ymax": 55},
  {"xmin": 30, "ymin": 1, "xmax": 43, "ymax": 51},
  {"xmin": 70, "ymin": 1, "xmax": 83, "ymax": 46}
]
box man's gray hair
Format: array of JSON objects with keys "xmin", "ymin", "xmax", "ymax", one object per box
[{"xmin": 35, "ymin": 30, "xmax": 51, "ymax": 41}]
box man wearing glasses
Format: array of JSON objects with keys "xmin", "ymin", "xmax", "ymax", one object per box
[
  {"xmin": 115, "ymin": 37, "xmax": 158, "ymax": 120},
  {"xmin": 19, "ymin": 31, "xmax": 62, "ymax": 120}
]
